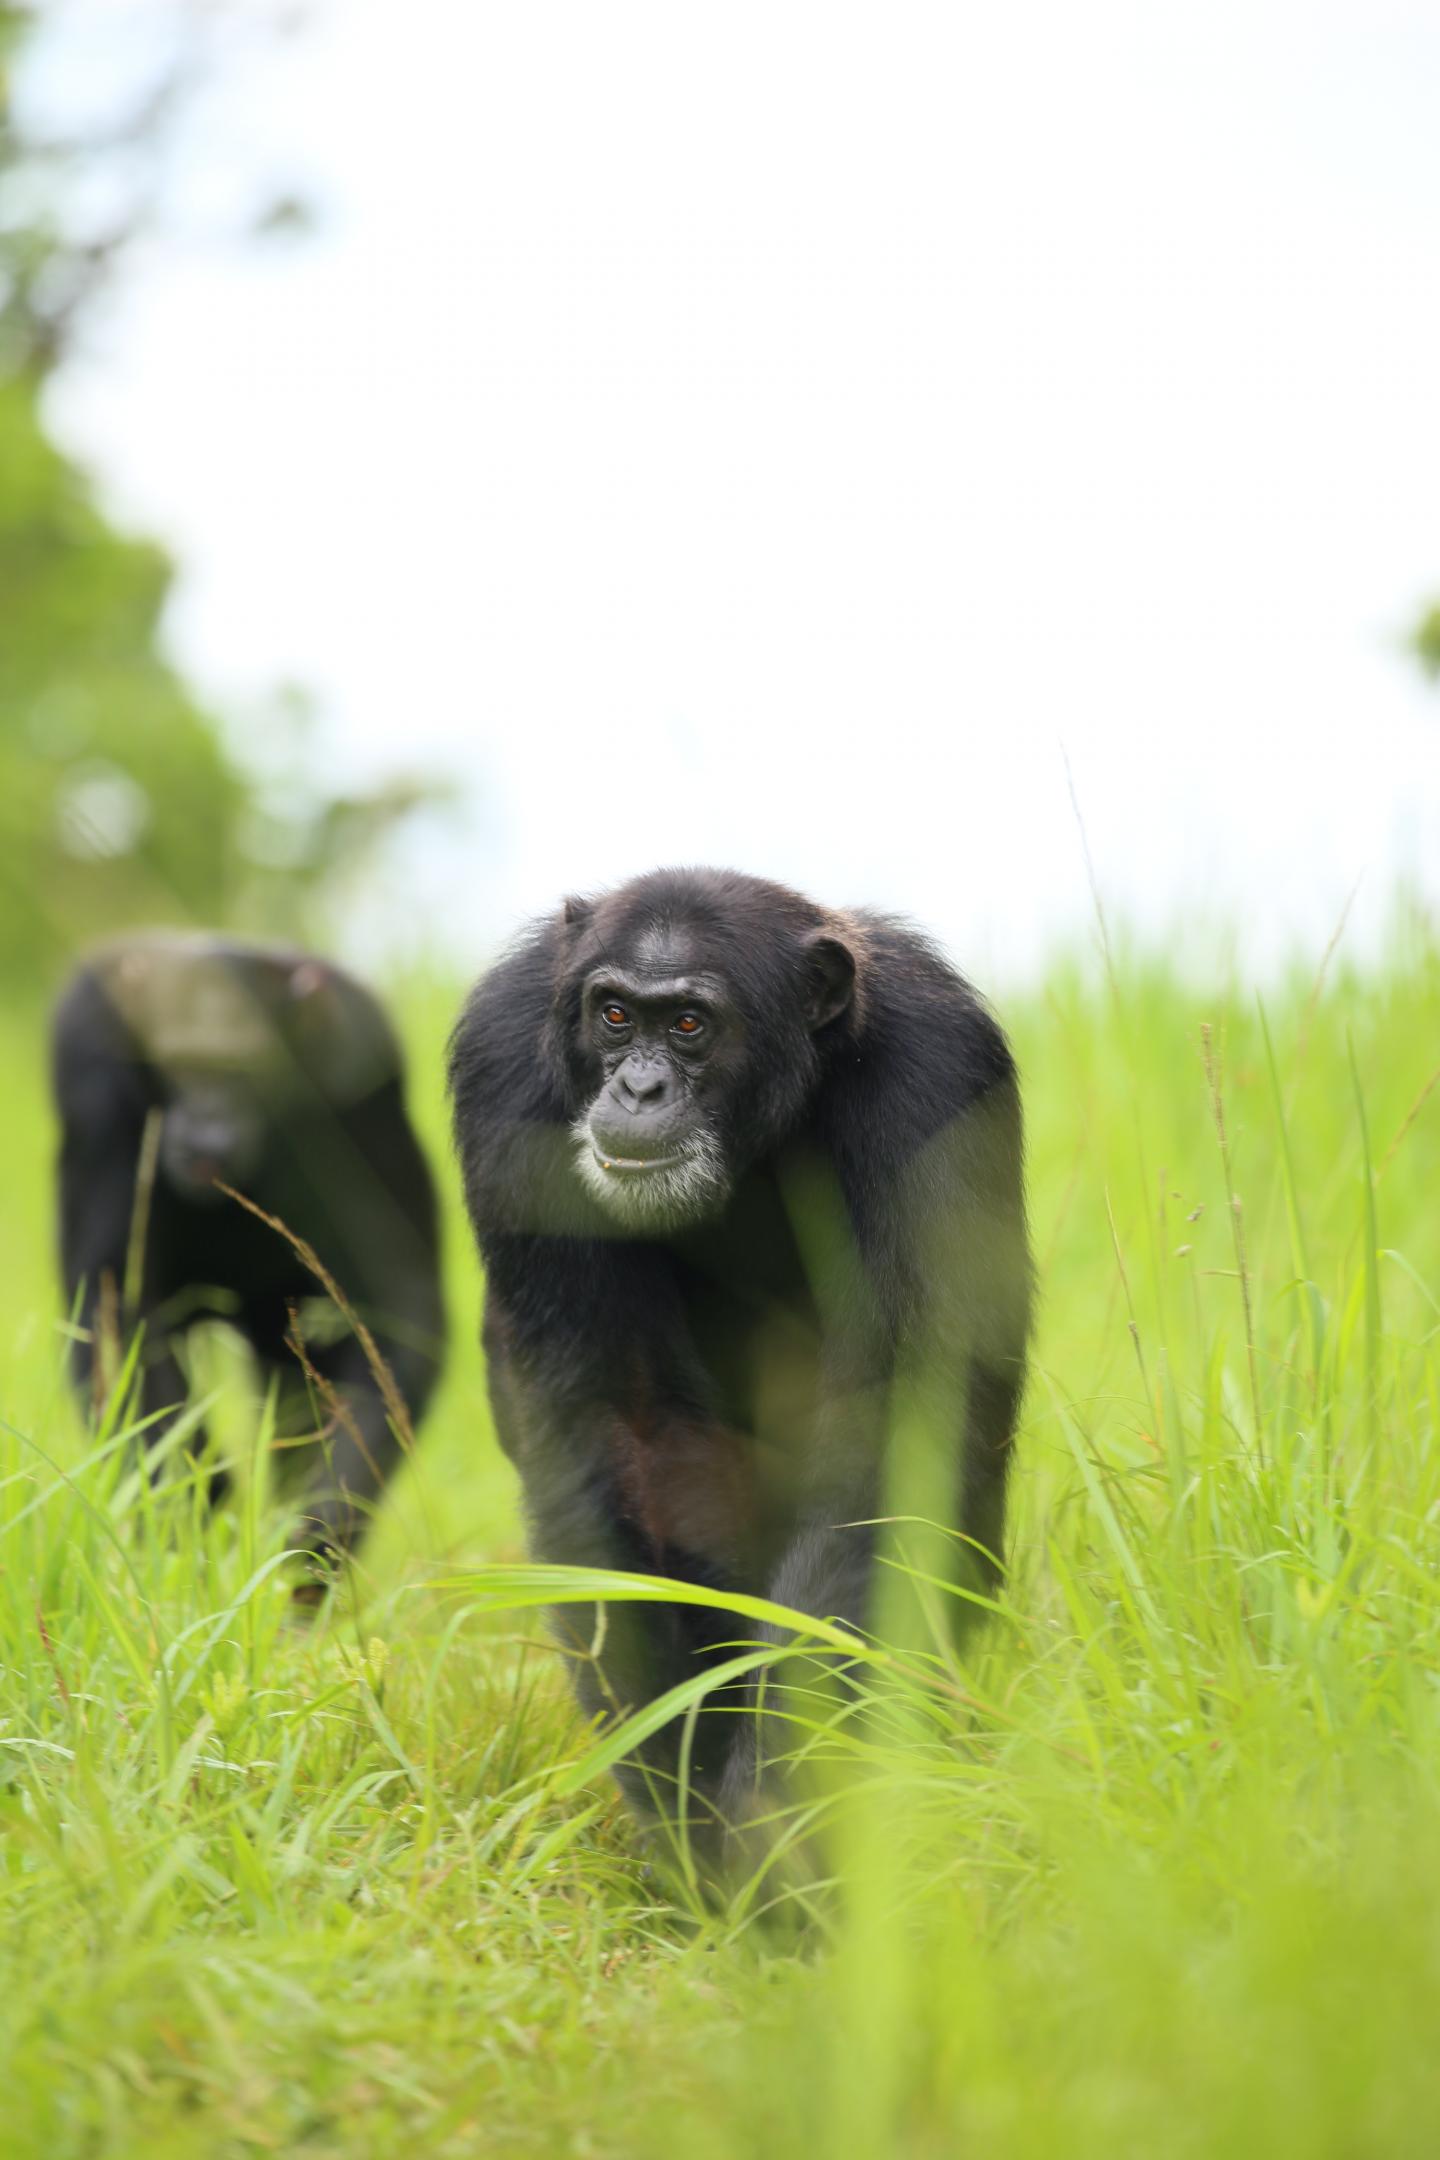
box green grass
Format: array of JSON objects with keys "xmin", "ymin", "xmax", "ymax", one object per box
[{"xmin": 2, "ymin": 918, "xmax": 1439, "ymax": 2158}]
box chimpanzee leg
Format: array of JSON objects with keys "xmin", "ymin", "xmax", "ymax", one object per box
[
  {"xmin": 504, "ymin": 1412, "xmax": 742, "ymax": 1833},
  {"xmin": 956, "ymin": 1359, "xmax": 1022, "ymax": 1610}
]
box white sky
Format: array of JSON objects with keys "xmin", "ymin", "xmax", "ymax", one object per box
[{"xmin": 29, "ymin": 0, "xmax": 1440, "ymax": 982}]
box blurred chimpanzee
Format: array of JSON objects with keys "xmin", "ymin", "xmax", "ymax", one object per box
[
  {"xmin": 53, "ymin": 932, "xmax": 445, "ymax": 1555},
  {"xmin": 448, "ymin": 867, "xmax": 1031, "ymax": 1849}
]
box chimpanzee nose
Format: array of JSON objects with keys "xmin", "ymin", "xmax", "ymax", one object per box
[{"xmin": 617, "ymin": 1064, "xmax": 668, "ymax": 1110}]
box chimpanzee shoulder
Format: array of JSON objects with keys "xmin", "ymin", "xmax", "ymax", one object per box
[
  {"xmin": 447, "ymin": 915, "xmax": 575, "ymax": 1238},
  {"xmin": 448, "ymin": 917, "xmax": 568, "ymax": 1130},
  {"xmin": 814, "ymin": 910, "xmax": 1018, "ymax": 1163}
]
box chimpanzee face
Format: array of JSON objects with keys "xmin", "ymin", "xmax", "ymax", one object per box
[
  {"xmin": 569, "ymin": 957, "xmax": 738, "ymax": 1227},
  {"xmin": 562, "ymin": 899, "xmax": 857, "ymax": 1230},
  {"xmin": 158, "ymin": 1070, "xmax": 268, "ymax": 1204},
  {"xmin": 101, "ymin": 937, "xmax": 389, "ymax": 1209}
]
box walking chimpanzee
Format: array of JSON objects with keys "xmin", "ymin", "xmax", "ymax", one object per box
[
  {"xmin": 54, "ymin": 931, "xmax": 444, "ymax": 1556},
  {"xmin": 448, "ymin": 868, "xmax": 1030, "ymax": 1852}
]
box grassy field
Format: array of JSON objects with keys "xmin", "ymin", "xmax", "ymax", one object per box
[{"xmin": 2, "ymin": 917, "xmax": 1439, "ymax": 2158}]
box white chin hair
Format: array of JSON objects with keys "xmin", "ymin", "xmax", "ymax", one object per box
[{"xmin": 571, "ymin": 1117, "xmax": 730, "ymax": 1226}]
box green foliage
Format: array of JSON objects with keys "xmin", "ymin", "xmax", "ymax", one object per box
[
  {"xmin": 1413, "ymin": 598, "xmax": 1440, "ymax": 684},
  {"xmin": 1, "ymin": 934, "xmax": 1438, "ymax": 2155}
]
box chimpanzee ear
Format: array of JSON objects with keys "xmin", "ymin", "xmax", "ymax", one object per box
[
  {"xmin": 562, "ymin": 894, "xmax": 593, "ymax": 930},
  {"xmin": 289, "ymin": 960, "xmax": 328, "ymax": 1000},
  {"xmin": 804, "ymin": 932, "xmax": 855, "ymax": 1031}
]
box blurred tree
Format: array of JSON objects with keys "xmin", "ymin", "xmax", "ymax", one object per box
[
  {"xmin": 0, "ymin": 367, "xmax": 254, "ymax": 976},
  {"xmin": 1412, "ymin": 601, "xmax": 1440, "ymax": 687},
  {"xmin": 0, "ymin": 1, "xmax": 439, "ymax": 984}
]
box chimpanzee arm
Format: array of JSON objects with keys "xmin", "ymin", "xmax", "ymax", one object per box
[
  {"xmin": 58, "ymin": 1118, "xmax": 140, "ymax": 1372},
  {"xmin": 721, "ymin": 1072, "xmax": 1031, "ymax": 1815},
  {"xmin": 779, "ymin": 1076, "xmax": 1027, "ymax": 1604},
  {"xmin": 482, "ymin": 1239, "xmax": 747, "ymax": 1815},
  {"xmin": 904, "ymin": 1070, "xmax": 1032, "ymax": 1600},
  {"xmin": 52, "ymin": 984, "xmax": 215, "ymax": 1477},
  {"xmin": 52, "ymin": 968, "xmax": 152, "ymax": 1399}
]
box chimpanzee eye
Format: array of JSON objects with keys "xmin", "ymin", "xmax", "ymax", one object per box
[
  {"xmin": 672, "ymin": 1012, "xmax": 703, "ymax": 1037},
  {"xmin": 601, "ymin": 1003, "xmax": 629, "ymax": 1029}
]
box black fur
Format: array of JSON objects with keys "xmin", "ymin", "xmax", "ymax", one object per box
[
  {"xmin": 448, "ymin": 868, "xmax": 1031, "ymax": 1840},
  {"xmin": 53, "ymin": 933, "xmax": 445, "ymax": 1555}
]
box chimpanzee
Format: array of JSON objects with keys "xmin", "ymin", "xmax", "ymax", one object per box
[
  {"xmin": 448, "ymin": 867, "xmax": 1031, "ymax": 1847},
  {"xmin": 53, "ymin": 932, "xmax": 445, "ymax": 1555}
]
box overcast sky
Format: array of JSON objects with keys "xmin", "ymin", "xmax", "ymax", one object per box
[{"xmin": 28, "ymin": 0, "xmax": 1440, "ymax": 981}]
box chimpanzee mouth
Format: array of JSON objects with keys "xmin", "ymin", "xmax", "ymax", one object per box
[
  {"xmin": 590, "ymin": 1148, "xmax": 686, "ymax": 1174},
  {"xmin": 571, "ymin": 1115, "xmax": 730, "ymax": 1224}
]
